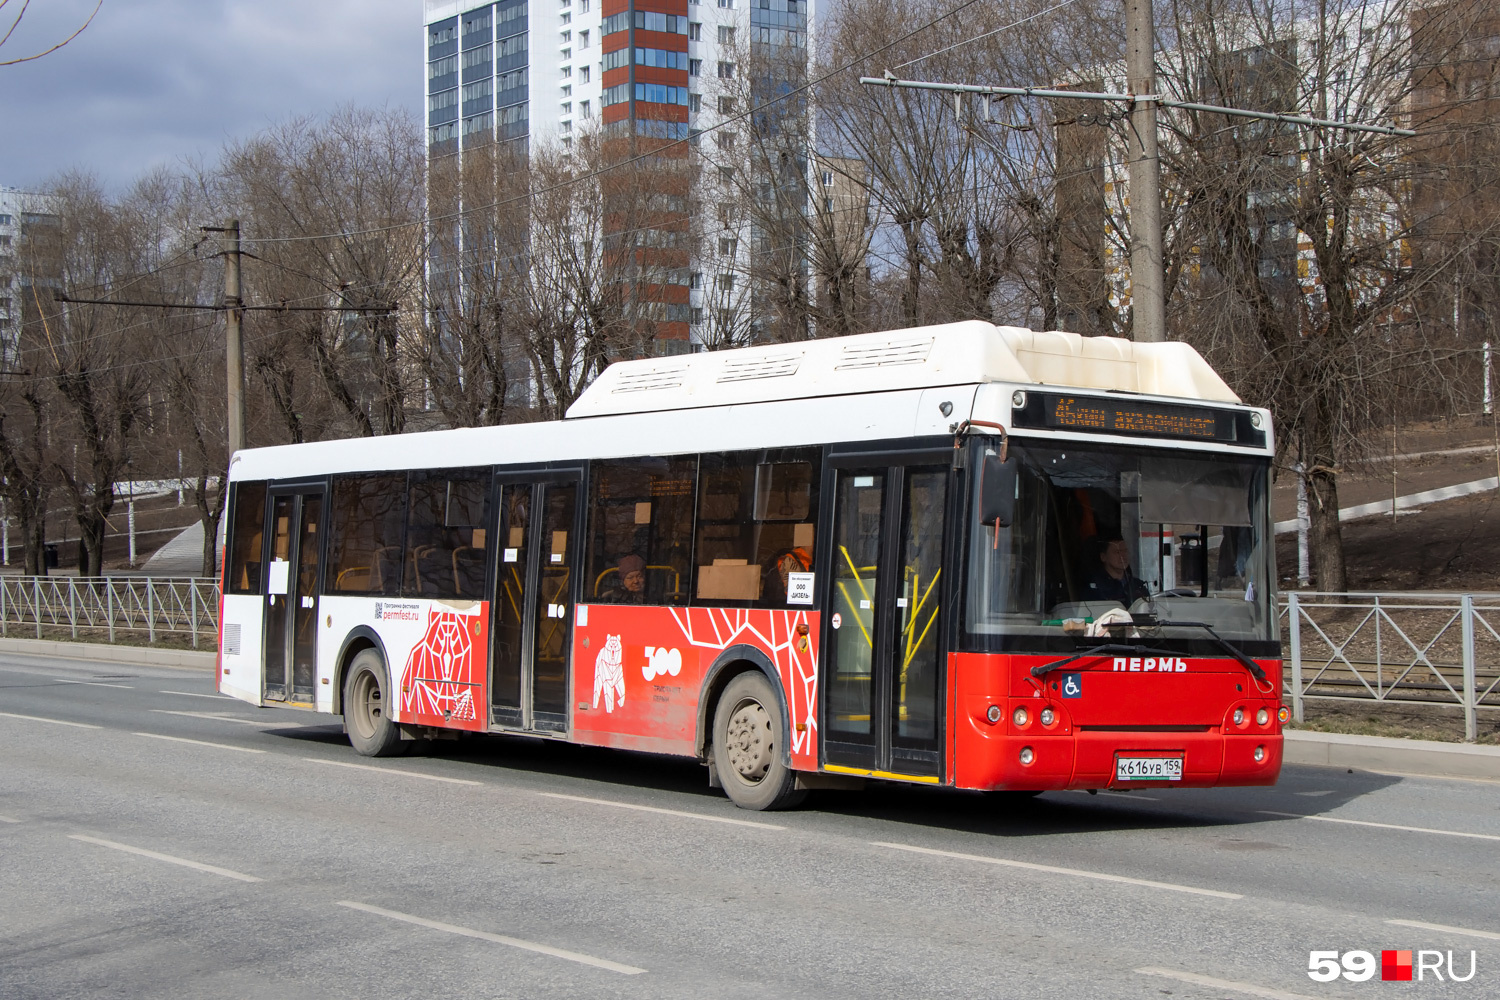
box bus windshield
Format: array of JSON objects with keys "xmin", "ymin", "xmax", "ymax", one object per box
[{"xmin": 964, "ymin": 438, "xmax": 1276, "ymax": 652}]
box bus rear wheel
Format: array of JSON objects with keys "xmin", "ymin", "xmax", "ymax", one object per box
[
  {"xmin": 343, "ymin": 650, "xmax": 407, "ymax": 757},
  {"xmin": 712, "ymin": 672, "xmax": 806, "ymax": 811}
]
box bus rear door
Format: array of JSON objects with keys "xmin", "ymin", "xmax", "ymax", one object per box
[
  {"xmin": 262, "ymin": 485, "xmax": 324, "ymax": 705},
  {"xmin": 821, "ymin": 456, "xmax": 951, "ymax": 783}
]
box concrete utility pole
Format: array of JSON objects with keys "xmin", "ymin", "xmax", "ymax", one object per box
[
  {"xmin": 1125, "ymin": 0, "xmax": 1165, "ymax": 343},
  {"xmin": 221, "ymin": 219, "xmax": 246, "ymax": 458}
]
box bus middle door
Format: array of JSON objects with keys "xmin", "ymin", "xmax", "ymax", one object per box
[
  {"xmin": 490, "ymin": 470, "xmax": 582, "ymax": 734},
  {"xmin": 821, "ymin": 457, "xmax": 950, "ymax": 782}
]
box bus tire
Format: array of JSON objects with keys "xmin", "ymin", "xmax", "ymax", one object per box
[
  {"xmin": 712, "ymin": 671, "xmax": 806, "ymax": 811},
  {"xmin": 343, "ymin": 650, "xmax": 406, "ymax": 758}
]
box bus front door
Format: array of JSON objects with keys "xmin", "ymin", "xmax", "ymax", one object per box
[
  {"xmin": 262, "ymin": 488, "xmax": 323, "ymax": 705},
  {"xmin": 491, "ymin": 473, "xmax": 582, "ymax": 734},
  {"xmin": 822, "ymin": 462, "xmax": 949, "ymax": 781}
]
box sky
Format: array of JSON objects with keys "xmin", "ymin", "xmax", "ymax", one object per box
[{"xmin": 0, "ymin": 0, "xmax": 421, "ymax": 191}]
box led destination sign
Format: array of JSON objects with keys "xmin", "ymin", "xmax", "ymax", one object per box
[{"xmin": 1013, "ymin": 392, "xmax": 1261, "ymax": 446}]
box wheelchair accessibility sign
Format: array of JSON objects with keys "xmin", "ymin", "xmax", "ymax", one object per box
[{"xmin": 1060, "ymin": 673, "xmax": 1083, "ymax": 698}]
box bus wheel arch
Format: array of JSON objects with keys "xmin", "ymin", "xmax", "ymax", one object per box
[
  {"xmin": 696, "ymin": 645, "xmax": 791, "ymax": 763},
  {"xmin": 332, "ymin": 627, "xmax": 388, "ymax": 716}
]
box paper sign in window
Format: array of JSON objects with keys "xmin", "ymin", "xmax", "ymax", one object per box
[
  {"xmin": 267, "ymin": 559, "xmax": 290, "ymax": 595},
  {"xmin": 786, "ymin": 572, "xmax": 815, "ymax": 605},
  {"xmin": 551, "ymin": 531, "xmax": 568, "ymax": 561},
  {"xmin": 634, "ymin": 502, "xmax": 652, "ymax": 524}
]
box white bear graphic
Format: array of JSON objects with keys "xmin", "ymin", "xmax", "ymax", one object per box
[{"xmin": 593, "ymin": 634, "xmax": 626, "ymax": 713}]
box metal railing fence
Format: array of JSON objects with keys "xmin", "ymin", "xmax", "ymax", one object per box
[
  {"xmin": 1282, "ymin": 591, "xmax": 1500, "ymax": 742},
  {"xmin": 0, "ymin": 576, "xmax": 219, "ymax": 648}
]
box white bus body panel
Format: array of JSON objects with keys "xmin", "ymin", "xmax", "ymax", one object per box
[{"xmin": 218, "ymin": 594, "xmax": 264, "ymax": 705}]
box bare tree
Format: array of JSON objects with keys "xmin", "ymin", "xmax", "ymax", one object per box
[{"xmin": 0, "ymin": 0, "xmax": 102, "ymax": 67}]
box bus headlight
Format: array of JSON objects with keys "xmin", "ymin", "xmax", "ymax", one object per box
[
  {"xmin": 1256, "ymin": 708, "xmax": 1269, "ymax": 726},
  {"xmin": 1253, "ymin": 745, "xmax": 1266, "ymax": 762},
  {"xmin": 1019, "ymin": 746, "xmax": 1035, "ymax": 765},
  {"xmin": 1040, "ymin": 707, "xmax": 1055, "ymax": 726},
  {"xmin": 1233, "ymin": 708, "xmax": 1245, "ymax": 726},
  {"xmin": 1013, "ymin": 707, "xmax": 1029, "ymax": 727},
  {"xmin": 986, "ymin": 704, "xmax": 1002, "ymax": 725}
]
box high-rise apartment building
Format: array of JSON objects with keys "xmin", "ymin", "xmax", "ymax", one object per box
[{"xmin": 423, "ymin": 0, "xmax": 815, "ymax": 352}]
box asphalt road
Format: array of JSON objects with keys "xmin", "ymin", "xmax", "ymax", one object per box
[{"xmin": 1, "ymin": 652, "xmax": 1496, "ymax": 999}]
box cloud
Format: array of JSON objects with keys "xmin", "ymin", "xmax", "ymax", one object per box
[{"xmin": 0, "ymin": 0, "xmax": 421, "ymax": 190}]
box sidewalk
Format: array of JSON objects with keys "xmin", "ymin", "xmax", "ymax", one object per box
[
  {"xmin": 0, "ymin": 636, "xmax": 215, "ymax": 670},
  {"xmin": 1284, "ymin": 729, "xmax": 1500, "ymax": 781}
]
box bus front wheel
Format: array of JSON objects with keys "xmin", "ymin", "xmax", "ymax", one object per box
[
  {"xmin": 712, "ymin": 672, "xmax": 806, "ymax": 811},
  {"xmin": 343, "ymin": 650, "xmax": 407, "ymax": 758}
]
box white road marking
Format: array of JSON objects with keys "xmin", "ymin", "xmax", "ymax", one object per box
[
  {"xmin": 1292, "ymin": 790, "xmax": 1334, "ymax": 797},
  {"xmin": 0, "ymin": 814, "xmax": 19, "ymax": 823},
  {"xmin": 336, "ymin": 901, "xmax": 645, "ymax": 975},
  {"xmin": 0, "ymin": 710, "xmax": 101, "ymax": 729},
  {"xmin": 134, "ymin": 732, "xmax": 265, "ymax": 753},
  {"xmin": 537, "ymin": 791, "xmax": 786, "ymax": 831},
  {"xmin": 302, "ymin": 757, "xmax": 482, "ymax": 786},
  {"xmin": 1260, "ymin": 810, "xmax": 1500, "ymax": 843},
  {"xmin": 161, "ymin": 690, "xmax": 234, "ymax": 701},
  {"xmin": 872, "ymin": 841, "xmax": 1242, "ymax": 899},
  {"xmin": 1386, "ymin": 919, "xmax": 1500, "ymax": 941},
  {"xmin": 1136, "ymin": 967, "xmax": 1319, "ymax": 1000},
  {"xmin": 150, "ymin": 709, "xmax": 303, "ymax": 727},
  {"xmin": 57, "ymin": 679, "xmax": 134, "ymax": 690},
  {"xmin": 69, "ymin": 834, "xmax": 263, "ymax": 883}
]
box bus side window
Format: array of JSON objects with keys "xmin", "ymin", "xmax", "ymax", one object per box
[
  {"xmin": 588, "ymin": 456, "xmax": 697, "ymax": 606},
  {"xmin": 693, "ymin": 450, "xmax": 818, "ymax": 607},
  {"xmin": 327, "ymin": 474, "xmax": 407, "ymax": 596},
  {"xmin": 403, "ymin": 471, "xmax": 491, "ymax": 599},
  {"xmin": 226, "ymin": 481, "xmax": 268, "ymax": 594}
]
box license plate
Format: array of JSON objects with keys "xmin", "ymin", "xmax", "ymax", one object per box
[{"xmin": 1116, "ymin": 755, "xmax": 1183, "ymax": 781}]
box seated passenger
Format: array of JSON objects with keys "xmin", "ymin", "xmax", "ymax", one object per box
[
  {"xmin": 602, "ymin": 554, "xmax": 648, "ymax": 604},
  {"xmin": 1085, "ymin": 536, "xmax": 1149, "ymax": 607}
]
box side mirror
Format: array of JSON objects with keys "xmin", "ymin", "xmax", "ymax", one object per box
[{"xmin": 977, "ymin": 453, "xmax": 1017, "ymax": 527}]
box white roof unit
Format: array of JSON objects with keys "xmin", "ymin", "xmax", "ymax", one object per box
[{"xmin": 565, "ymin": 321, "xmax": 1239, "ymax": 419}]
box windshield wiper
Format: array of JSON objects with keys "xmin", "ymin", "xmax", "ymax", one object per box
[
  {"xmin": 1148, "ymin": 619, "xmax": 1268, "ymax": 684},
  {"xmin": 1030, "ymin": 643, "xmax": 1186, "ymax": 678}
]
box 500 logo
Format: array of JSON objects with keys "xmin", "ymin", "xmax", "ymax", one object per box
[{"xmin": 1308, "ymin": 950, "xmax": 1476, "ymax": 983}]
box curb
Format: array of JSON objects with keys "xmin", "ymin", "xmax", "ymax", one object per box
[
  {"xmin": 1284, "ymin": 729, "xmax": 1500, "ymax": 781},
  {"xmin": 0, "ymin": 636, "xmax": 215, "ymax": 671}
]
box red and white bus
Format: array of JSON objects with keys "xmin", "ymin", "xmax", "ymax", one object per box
[{"xmin": 218, "ymin": 320, "xmax": 1284, "ymax": 809}]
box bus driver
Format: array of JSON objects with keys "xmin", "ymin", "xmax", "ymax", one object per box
[{"xmin": 1086, "ymin": 536, "xmax": 1149, "ymax": 607}]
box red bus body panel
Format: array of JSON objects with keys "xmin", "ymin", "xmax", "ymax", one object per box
[{"xmin": 571, "ymin": 604, "xmax": 821, "ymax": 769}]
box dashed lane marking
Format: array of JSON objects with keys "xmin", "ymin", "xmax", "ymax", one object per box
[
  {"xmin": 69, "ymin": 834, "xmax": 263, "ymax": 883},
  {"xmin": 1136, "ymin": 967, "xmax": 1319, "ymax": 1000},
  {"xmin": 0, "ymin": 710, "xmax": 101, "ymax": 729},
  {"xmin": 537, "ymin": 792, "xmax": 786, "ymax": 831},
  {"xmin": 336, "ymin": 901, "xmax": 645, "ymax": 975},
  {"xmin": 0, "ymin": 814, "xmax": 19, "ymax": 823},
  {"xmin": 57, "ymin": 679, "xmax": 134, "ymax": 690},
  {"xmin": 1260, "ymin": 810, "xmax": 1500, "ymax": 843},
  {"xmin": 161, "ymin": 690, "xmax": 234, "ymax": 701},
  {"xmin": 302, "ymin": 757, "xmax": 482, "ymax": 786},
  {"xmin": 873, "ymin": 841, "xmax": 1242, "ymax": 899},
  {"xmin": 1386, "ymin": 919, "xmax": 1500, "ymax": 941},
  {"xmin": 133, "ymin": 732, "xmax": 265, "ymax": 753},
  {"xmin": 150, "ymin": 709, "xmax": 311, "ymax": 727}
]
